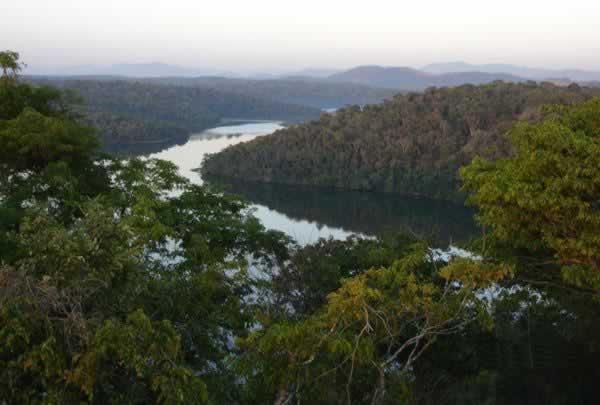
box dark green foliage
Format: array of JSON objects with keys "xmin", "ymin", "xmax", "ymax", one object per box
[
  {"xmin": 412, "ymin": 283, "xmax": 600, "ymax": 405},
  {"xmin": 0, "ymin": 205, "xmax": 207, "ymax": 404},
  {"xmin": 0, "ymin": 78, "xmax": 108, "ymax": 258},
  {"xmin": 203, "ymin": 82, "xmax": 600, "ymax": 200},
  {"xmin": 0, "ymin": 145, "xmax": 292, "ymax": 403},
  {"xmin": 0, "ymin": 82, "xmax": 66, "ymax": 121},
  {"xmin": 239, "ymin": 245, "xmax": 512, "ymax": 404},
  {"xmin": 267, "ymin": 235, "xmax": 418, "ymax": 317},
  {"xmin": 84, "ymin": 111, "xmax": 189, "ymax": 153},
  {"xmin": 142, "ymin": 76, "xmax": 398, "ymax": 109},
  {"xmin": 0, "ymin": 108, "xmax": 98, "ymax": 172}
]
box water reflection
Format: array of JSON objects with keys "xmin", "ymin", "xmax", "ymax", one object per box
[
  {"xmin": 150, "ymin": 122, "xmax": 284, "ymax": 183},
  {"xmin": 204, "ymin": 177, "xmax": 479, "ymax": 245},
  {"xmin": 130, "ymin": 120, "xmax": 480, "ymax": 244}
]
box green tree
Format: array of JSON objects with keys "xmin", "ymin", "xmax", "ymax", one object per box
[
  {"xmin": 0, "ymin": 51, "xmax": 292, "ymax": 403},
  {"xmin": 461, "ymin": 98, "xmax": 600, "ymax": 289},
  {"xmin": 0, "ymin": 50, "xmax": 24, "ymax": 81},
  {"xmin": 0, "ymin": 204, "xmax": 207, "ymax": 403}
]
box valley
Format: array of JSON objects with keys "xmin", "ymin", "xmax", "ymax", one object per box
[{"xmin": 2, "ymin": 42, "xmax": 600, "ymax": 404}]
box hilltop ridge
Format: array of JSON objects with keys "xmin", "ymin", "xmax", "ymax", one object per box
[{"xmin": 202, "ymin": 81, "xmax": 600, "ymax": 200}]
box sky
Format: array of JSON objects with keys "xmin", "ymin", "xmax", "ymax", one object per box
[{"xmin": 3, "ymin": 0, "xmax": 600, "ymax": 74}]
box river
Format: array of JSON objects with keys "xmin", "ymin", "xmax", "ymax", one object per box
[{"xmin": 150, "ymin": 121, "xmax": 478, "ymax": 245}]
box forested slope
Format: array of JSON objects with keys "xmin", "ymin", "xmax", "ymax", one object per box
[
  {"xmin": 142, "ymin": 76, "xmax": 398, "ymax": 109},
  {"xmin": 31, "ymin": 79, "xmax": 321, "ymax": 151},
  {"xmin": 202, "ymin": 81, "xmax": 600, "ymax": 199}
]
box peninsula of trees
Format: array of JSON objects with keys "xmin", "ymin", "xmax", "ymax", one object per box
[{"xmin": 202, "ymin": 81, "xmax": 600, "ymax": 200}]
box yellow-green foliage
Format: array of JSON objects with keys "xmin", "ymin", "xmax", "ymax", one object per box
[
  {"xmin": 239, "ymin": 245, "xmax": 512, "ymax": 404},
  {"xmin": 461, "ymin": 98, "xmax": 600, "ymax": 289}
]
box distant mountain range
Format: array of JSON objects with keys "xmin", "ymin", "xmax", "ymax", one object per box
[
  {"xmin": 25, "ymin": 63, "xmax": 342, "ymax": 79},
  {"xmin": 327, "ymin": 65, "xmax": 526, "ymax": 90},
  {"xmin": 25, "ymin": 61, "xmax": 600, "ymax": 87},
  {"xmin": 286, "ymin": 68, "xmax": 343, "ymax": 78},
  {"xmin": 422, "ymin": 62, "xmax": 600, "ymax": 82}
]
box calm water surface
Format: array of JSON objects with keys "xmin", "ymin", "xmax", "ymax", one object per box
[{"xmin": 150, "ymin": 121, "xmax": 478, "ymax": 245}]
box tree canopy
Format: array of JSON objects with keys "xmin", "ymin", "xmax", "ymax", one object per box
[
  {"xmin": 461, "ymin": 98, "xmax": 600, "ymax": 290},
  {"xmin": 0, "ymin": 52, "xmax": 293, "ymax": 403}
]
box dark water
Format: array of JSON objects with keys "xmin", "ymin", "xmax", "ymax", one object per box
[
  {"xmin": 147, "ymin": 121, "xmax": 478, "ymax": 245},
  {"xmin": 205, "ymin": 176, "xmax": 478, "ymax": 245}
]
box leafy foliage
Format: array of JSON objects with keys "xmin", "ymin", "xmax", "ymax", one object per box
[
  {"xmin": 0, "ymin": 108, "xmax": 98, "ymax": 172},
  {"xmin": 239, "ymin": 244, "xmax": 512, "ymax": 404},
  {"xmin": 0, "ymin": 50, "xmax": 25, "ymax": 80},
  {"xmin": 0, "ymin": 54, "xmax": 292, "ymax": 403},
  {"xmin": 265, "ymin": 235, "xmax": 419, "ymax": 317},
  {"xmin": 461, "ymin": 98, "xmax": 600, "ymax": 289}
]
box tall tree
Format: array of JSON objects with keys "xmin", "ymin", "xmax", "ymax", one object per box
[
  {"xmin": 0, "ymin": 50, "xmax": 24, "ymax": 81},
  {"xmin": 461, "ymin": 98, "xmax": 600, "ymax": 290}
]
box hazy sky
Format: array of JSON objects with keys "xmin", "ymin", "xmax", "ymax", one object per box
[{"xmin": 3, "ymin": 0, "xmax": 600, "ymax": 73}]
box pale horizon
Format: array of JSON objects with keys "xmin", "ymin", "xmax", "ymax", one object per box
[{"xmin": 3, "ymin": 0, "xmax": 600, "ymax": 74}]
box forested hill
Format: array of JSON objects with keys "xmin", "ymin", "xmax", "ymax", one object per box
[
  {"xmin": 327, "ymin": 65, "xmax": 526, "ymax": 90},
  {"xmin": 30, "ymin": 78, "xmax": 321, "ymax": 152},
  {"xmin": 202, "ymin": 81, "xmax": 600, "ymax": 200},
  {"xmin": 142, "ymin": 77, "xmax": 398, "ymax": 109}
]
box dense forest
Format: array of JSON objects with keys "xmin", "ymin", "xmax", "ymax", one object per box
[
  {"xmin": 203, "ymin": 81, "xmax": 600, "ymax": 200},
  {"xmin": 30, "ymin": 78, "xmax": 321, "ymax": 152},
  {"xmin": 2, "ymin": 51, "xmax": 600, "ymax": 404},
  {"xmin": 142, "ymin": 76, "xmax": 398, "ymax": 109}
]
